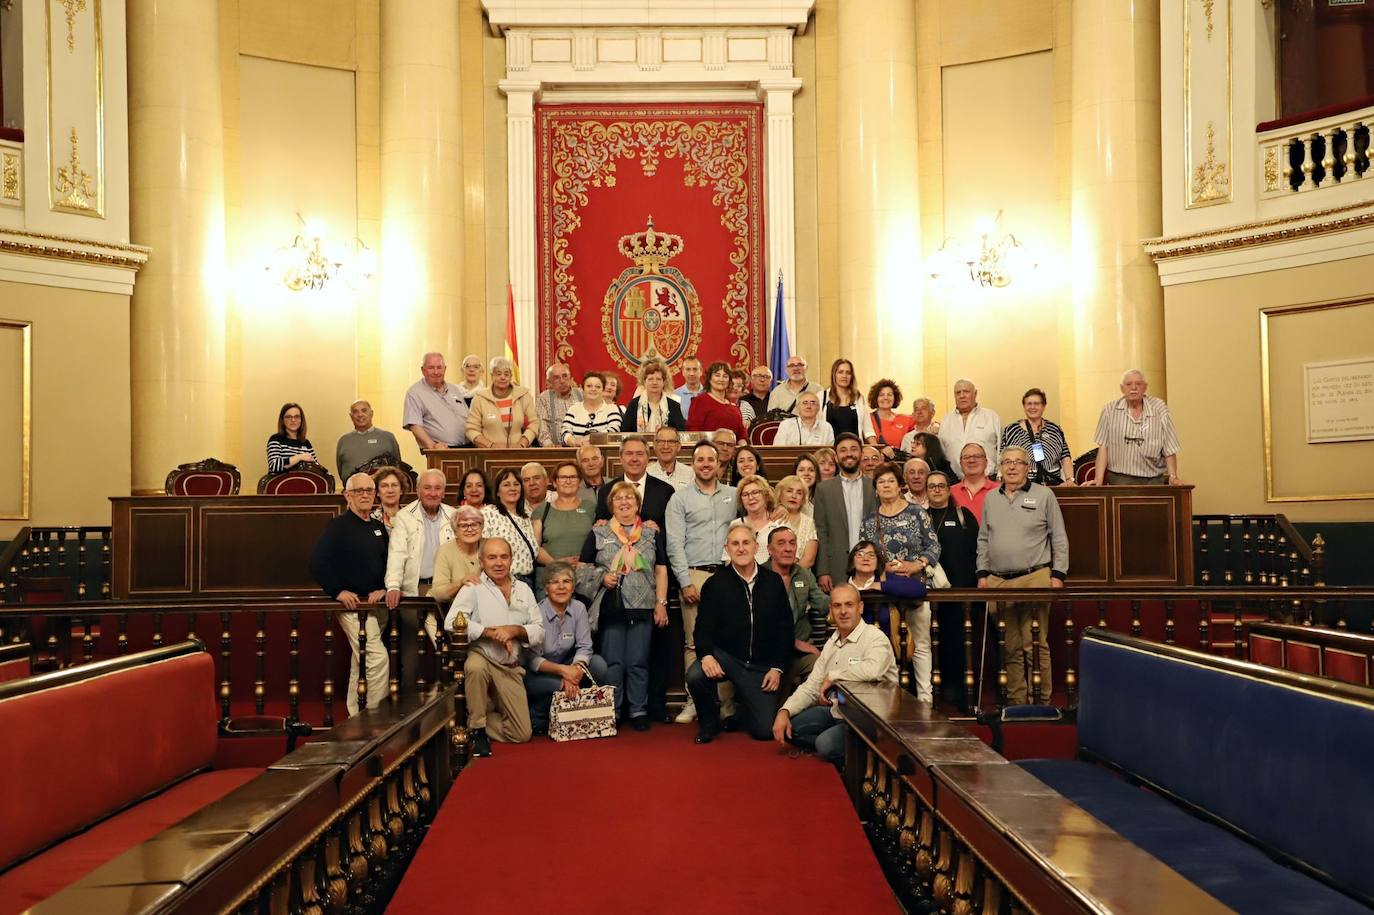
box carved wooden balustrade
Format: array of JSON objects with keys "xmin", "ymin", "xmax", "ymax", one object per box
[
  {"xmin": 1192, "ymin": 513, "xmax": 1324, "ymax": 587},
  {"xmin": 0, "ymin": 525, "xmax": 112, "ymax": 604},
  {"xmin": 868, "ymin": 585, "xmax": 1374, "ymax": 714},
  {"xmin": 0, "ymin": 596, "xmax": 451, "ymax": 729}
]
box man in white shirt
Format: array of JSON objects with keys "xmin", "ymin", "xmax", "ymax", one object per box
[
  {"xmin": 446, "ymin": 538, "xmax": 544, "ymax": 756},
  {"xmin": 772, "ymin": 391, "xmax": 836, "ymax": 446},
  {"xmin": 520, "ymin": 461, "xmax": 551, "ymax": 515},
  {"xmin": 767, "ymin": 355, "xmax": 822, "ymax": 414},
  {"xmin": 773, "ymin": 583, "xmax": 897, "ymax": 764},
  {"xmin": 383, "ymin": 469, "xmax": 454, "ymax": 692},
  {"xmin": 674, "ymin": 356, "xmax": 706, "ymax": 422},
  {"xmin": 938, "ymin": 379, "xmax": 1001, "ymax": 480},
  {"xmin": 647, "ymin": 426, "xmax": 693, "ymax": 489}
]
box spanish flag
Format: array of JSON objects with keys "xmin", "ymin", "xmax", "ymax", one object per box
[{"xmin": 505, "ymin": 282, "xmax": 520, "ymax": 384}]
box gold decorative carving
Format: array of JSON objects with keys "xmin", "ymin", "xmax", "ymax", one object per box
[
  {"xmin": 1263, "ymin": 147, "xmax": 1280, "ymax": 192},
  {"xmin": 60, "ymin": 0, "xmax": 87, "ymax": 51},
  {"xmin": 1203, "ymin": 0, "xmax": 1215, "ymax": 39},
  {"xmin": 1190, "ymin": 121, "xmax": 1231, "ymax": 205},
  {"xmin": 53, "ymin": 128, "xmax": 95, "ymax": 211},
  {"xmin": 1145, "ymin": 204, "xmax": 1374, "ymax": 260},
  {"xmin": 0, "ymin": 227, "xmax": 149, "ymax": 269},
  {"xmin": 0, "ymin": 321, "xmax": 32, "ymax": 521},
  {"xmin": 1, "ymin": 153, "xmax": 18, "ymax": 201}
]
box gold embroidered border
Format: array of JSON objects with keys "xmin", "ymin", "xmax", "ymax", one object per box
[{"xmin": 537, "ymin": 105, "xmax": 764, "ymax": 370}]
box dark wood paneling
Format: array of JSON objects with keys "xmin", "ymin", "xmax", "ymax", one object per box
[
  {"xmin": 1116, "ymin": 498, "xmax": 1177, "ymax": 581},
  {"xmin": 1059, "ymin": 499, "xmax": 1108, "ymax": 583},
  {"xmin": 128, "ymin": 507, "xmax": 193, "ymax": 593},
  {"xmin": 199, "ymin": 506, "xmax": 339, "ymax": 593}
]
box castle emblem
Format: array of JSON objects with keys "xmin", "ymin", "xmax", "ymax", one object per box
[{"xmin": 602, "ymin": 216, "xmax": 701, "ymax": 375}]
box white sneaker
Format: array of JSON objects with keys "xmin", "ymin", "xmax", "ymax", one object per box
[{"xmin": 674, "ymin": 698, "xmax": 697, "ymax": 723}]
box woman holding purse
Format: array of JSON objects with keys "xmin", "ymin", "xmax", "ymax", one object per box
[
  {"xmin": 579, "ymin": 481, "xmax": 668, "ymax": 731},
  {"xmin": 859, "ymin": 462, "xmax": 941, "ymax": 703},
  {"xmin": 926, "ymin": 471, "xmax": 980, "ymax": 704}
]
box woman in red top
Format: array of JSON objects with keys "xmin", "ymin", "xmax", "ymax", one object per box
[
  {"xmin": 866, "ymin": 378, "xmax": 916, "ymax": 457},
  {"xmin": 686, "ymin": 360, "xmax": 747, "ymax": 440}
]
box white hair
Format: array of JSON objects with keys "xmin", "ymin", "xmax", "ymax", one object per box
[
  {"xmin": 489, "ymin": 356, "xmax": 514, "ymax": 374},
  {"xmin": 912, "ymin": 397, "xmax": 936, "ymax": 412},
  {"xmin": 953, "ymin": 378, "xmax": 976, "ymax": 391},
  {"xmin": 904, "ymin": 457, "xmax": 930, "ymax": 473},
  {"xmin": 1121, "ymin": 369, "xmax": 1147, "ymax": 384},
  {"xmin": 546, "ymin": 362, "xmax": 571, "ymax": 380},
  {"xmin": 421, "ymin": 352, "xmax": 445, "ymax": 366},
  {"xmin": 520, "ymin": 461, "xmax": 548, "ymax": 478},
  {"xmin": 417, "ymin": 468, "xmax": 447, "ymax": 487}
]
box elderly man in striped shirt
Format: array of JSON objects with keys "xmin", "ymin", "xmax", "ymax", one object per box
[{"xmin": 1087, "ymin": 370, "xmax": 1185, "ymax": 486}]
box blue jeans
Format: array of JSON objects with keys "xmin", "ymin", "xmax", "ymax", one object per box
[
  {"xmin": 789, "ymin": 705, "xmax": 845, "ymax": 765},
  {"xmin": 524, "ymin": 654, "xmax": 611, "ymax": 731},
  {"xmin": 601, "ymin": 619, "xmax": 653, "ymax": 719}
]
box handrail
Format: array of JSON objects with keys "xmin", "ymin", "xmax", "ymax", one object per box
[{"xmin": 0, "ymin": 526, "xmax": 30, "ymax": 603}]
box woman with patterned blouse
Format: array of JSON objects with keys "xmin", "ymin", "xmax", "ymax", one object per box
[
  {"xmin": 579, "ymin": 481, "xmax": 668, "ymax": 729},
  {"xmin": 481, "ymin": 468, "xmax": 539, "ymax": 589},
  {"xmin": 860, "ymin": 462, "xmax": 941, "ymax": 702},
  {"xmin": 775, "ymin": 475, "xmax": 818, "ymax": 569}
]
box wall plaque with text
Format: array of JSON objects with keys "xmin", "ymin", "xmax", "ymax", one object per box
[{"xmin": 1305, "ymin": 358, "xmax": 1374, "ymax": 443}]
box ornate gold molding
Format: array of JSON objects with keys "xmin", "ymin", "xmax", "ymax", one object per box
[
  {"xmin": 1190, "ymin": 122, "xmax": 1230, "ymax": 204},
  {"xmin": 53, "ymin": 128, "xmax": 95, "ymax": 210},
  {"xmin": 1263, "ymin": 147, "xmax": 1280, "ymax": 193},
  {"xmin": 1, "ymin": 152, "xmax": 18, "ymax": 202},
  {"xmin": 0, "ymin": 227, "xmax": 149, "ymax": 270},
  {"xmin": 60, "ymin": 0, "xmax": 86, "ymax": 52},
  {"xmin": 1144, "ymin": 201, "xmax": 1374, "ymax": 260},
  {"xmin": 1203, "ymin": 0, "xmax": 1215, "ymax": 39},
  {"xmin": 0, "ymin": 320, "xmax": 32, "ymax": 521}
]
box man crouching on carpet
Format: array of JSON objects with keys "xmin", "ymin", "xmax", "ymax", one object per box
[
  {"xmin": 445, "ymin": 537, "xmax": 543, "ymax": 758},
  {"xmin": 772, "ymin": 584, "xmax": 897, "ymax": 766},
  {"xmin": 685, "ymin": 522, "xmax": 794, "ymax": 744}
]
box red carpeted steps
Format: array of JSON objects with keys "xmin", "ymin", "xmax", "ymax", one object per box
[{"xmin": 387, "ymin": 725, "xmax": 899, "ymax": 913}]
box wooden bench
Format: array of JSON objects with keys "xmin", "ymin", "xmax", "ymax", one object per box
[
  {"xmin": 1019, "ymin": 628, "xmax": 1374, "ymax": 913},
  {"xmin": 0, "ymin": 642, "xmax": 266, "ymax": 913},
  {"xmin": 835, "ymin": 680, "xmax": 1230, "ymax": 914},
  {"xmin": 1247, "ymin": 620, "xmax": 1374, "ymax": 686}
]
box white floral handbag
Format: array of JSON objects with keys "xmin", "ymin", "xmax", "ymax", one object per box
[{"xmin": 549, "ymin": 671, "xmax": 617, "ymax": 742}]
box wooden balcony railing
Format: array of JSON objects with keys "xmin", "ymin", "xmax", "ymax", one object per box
[
  {"xmin": 1192, "ymin": 513, "xmax": 1323, "ymax": 587},
  {"xmin": 870, "ymin": 585, "xmax": 1374, "ymax": 714},
  {"xmin": 0, "ymin": 524, "xmax": 112, "ymax": 603},
  {"xmin": 0, "ymin": 596, "xmax": 450, "ymax": 729}
]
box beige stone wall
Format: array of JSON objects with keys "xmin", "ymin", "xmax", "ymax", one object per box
[
  {"xmin": 1164, "ymin": 255, "xmax": 1374, "ymax": 522},
  {"xmin": 0, "ymin": 282, "xmax": 130, "ymax": 539}
]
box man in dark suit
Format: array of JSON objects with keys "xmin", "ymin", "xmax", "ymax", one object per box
[
  {"xmin": 812, "ymin": 432, "xmax": 877, "ymax": 593},
  {"xmin": 594, "ymin": 435, "xmax": 677, "ymax": 721}
]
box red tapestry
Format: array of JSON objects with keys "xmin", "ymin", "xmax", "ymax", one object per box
[{"xmin": 535, "ymin": 104, "xmax": 765, "ymax": 387}]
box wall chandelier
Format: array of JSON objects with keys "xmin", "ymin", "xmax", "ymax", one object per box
[
  {"xmin": 268, "ymin": 215, "xmax": 376, "ymax": 291},
  {"xmin": 926, "ymin": 211, "xmax": 1038, "ymax": 288}
]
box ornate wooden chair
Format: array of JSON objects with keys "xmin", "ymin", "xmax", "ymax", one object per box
[
  {"xmin": 257, "ymin": 462, "xmax": 337, "ymax": 495},
  {"xmin": 748, "ymin": 420, "xmax": 782, "ymax": 446},
  {"xmin": 1072, "ymin": 448, "xmax": 1099, "ymax": 485},
  {"xmin": 354, "ymin": 455, "xmax": 418, "ymax": 490},
  {"xmin": 165, "ymin": 458, "xmax": 241, "ymax": 496}
]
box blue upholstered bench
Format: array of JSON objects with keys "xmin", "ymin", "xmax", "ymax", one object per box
[{"xmin": 1019, "ymin": 628, "xmax": 1374, "ymax": 914}]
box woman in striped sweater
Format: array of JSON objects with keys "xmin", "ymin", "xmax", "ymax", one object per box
[
  {"xmin": 562, "ymin": 372, "xmax": 623, "ymax": 445},
  {"xmin": 266, "ymin": 402, "xmax": 318, "ymax": 473}
]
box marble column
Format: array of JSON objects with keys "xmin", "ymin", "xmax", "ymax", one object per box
[
  {"xmin": 127, "ymin": 0, "xmax": 226, "ymax": 492},
  {"xmin": 1069, "ymin": 1, "xmax": 1164, "ymax": 449},
  {"xmin": 379, "ymin": 0, "xmax": 463, "ymax": 435},
  {"xmin": 762, "ymin": 79, "xmax": 803, "ymax": 356},
  {"xmin": 500, "ymin": 80, "xmax": 539, "ymax": 380},
  {"xmin": 836, "ymin": 0, "xmax": 921, "ymax": 390}
]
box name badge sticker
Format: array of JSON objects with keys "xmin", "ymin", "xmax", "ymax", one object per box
[
  {"xmin": 561, "ymin": 632, "xmax": 574, "ymax": 640},
  {"xmin": 848, "ymin": 657, "xmax": 861, "ymax": 665},
  {"xmin": 944, "ymin": 520, "xmax": 957, "ymax": 526},
  {"xmin": 1023, "ymin": 498, "xmax": 1037, "ymax": 507},
  {"xmin": 373, "ymin": 530, "xmax": 383, "ymax": 537}
]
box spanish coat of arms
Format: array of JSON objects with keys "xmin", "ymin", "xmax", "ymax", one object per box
[{"xmin": 601, "ymin": 217, "xmax": 702, "ymax": 375}]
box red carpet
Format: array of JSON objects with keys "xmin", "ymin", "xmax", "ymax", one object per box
[{"xmin": 387, "ymin": 725, "xmax": 898, "ymax": 913}]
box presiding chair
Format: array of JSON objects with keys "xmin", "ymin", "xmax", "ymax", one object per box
[
  {"xmin": 165, "ymin": 458, "xmax": 242, "ymax": 496},
  {"xmin": 748, "ymin": 420, "xmax": 781, "ymax": 446},
  {"xmin": 257, "ymin": 461, "xmax": 336, "ymax": 495},
  {"xmin": 1072, "ymin": 448, "xmax": 1098, "ymax": 485},
  {"xmin": 354, "ymin": 454, "xmax": 418, "ymax": 490}
]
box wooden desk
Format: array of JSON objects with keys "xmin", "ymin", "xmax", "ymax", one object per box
[
  {"xmin": 111, "ymin": 495, "xmax": 343, "ymax": 598},
  {"xmin": 426, "ymin": 448, "xmax": 1194, "ymax": 586}
]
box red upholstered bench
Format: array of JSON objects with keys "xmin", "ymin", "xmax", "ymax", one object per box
[{"xmin": 0, "ymin": 642, "xmax": 262, "ymax": 914}]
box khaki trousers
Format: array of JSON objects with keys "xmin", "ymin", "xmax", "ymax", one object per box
[
  {"xmin": 680, "ymin": 568, "xmax": 716, "ymax": 670},
  {"xmin": 985, "ymin": 567, "xmax": 1053, "ymax": 706},
  {"xmin": 465, "ymin": 652, "xmax": 532, "ymax": 743},
  {"xmin": 336, "ymin": 608, "xmax": 389, "ymax": 716}
]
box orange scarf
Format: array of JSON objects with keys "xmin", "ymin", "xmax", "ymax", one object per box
[{"xmin": 609, "ymin": 517, "xmax": 649, "ymax": 574}]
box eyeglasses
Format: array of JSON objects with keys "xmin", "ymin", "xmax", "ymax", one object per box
[
  {"xmin": 555, "ymin": 474, "xmax": 581, "ymax": 481},
  {"xmin": 347, "ymin": 487, "xmax": 375, "ymax": 494},
  {"xmin": 961, "ymin": 455, "xmax": 986, "ymax": 463},
  {"xmin": 927, "ymin": 483, "xmax": 949, "ymax": 490},
  {"xmin": 1000, "ymin": 459, "xmax": 1029, "ymax": 467},
  {"xmin": 457, "ymin": 521, "xmax": 482, "ymax": 529},
  {"xmin": 853, "ymin": 550, "xmax": 877, "ymax": 559}
]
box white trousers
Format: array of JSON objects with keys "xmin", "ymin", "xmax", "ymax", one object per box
[
  {"xmin": 336, "ymin": 608, "xmax": 390, "ymax": 716},
  {"xmin": 904, "ymin": 602, "xmax": 933, "ymax": 703}
]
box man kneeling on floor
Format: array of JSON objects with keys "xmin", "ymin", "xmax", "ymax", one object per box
[
  {"xmin": 772, "ymin": 584, "xmax": 897, "ymax": 765},
  {"xmin": 686, "ymin": 522, "xmax": 794, "ymax": 744},
  {"xmin": 445, "ymin": 537, "xmax": 543, "ymax": 758}
]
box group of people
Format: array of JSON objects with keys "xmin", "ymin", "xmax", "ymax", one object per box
[{"xmin": 308, "ymin": 352, "xmax": 1183, "ymax": 764}]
